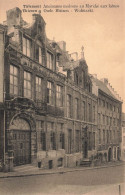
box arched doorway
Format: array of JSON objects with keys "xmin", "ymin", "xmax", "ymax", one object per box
[
  {"xmin": 9, "ymin": 117, "xmax": 31, "ymax": 166},
  {"xmin": 108, "ymin": 148, "xmax": 112, "ymax": 162}
]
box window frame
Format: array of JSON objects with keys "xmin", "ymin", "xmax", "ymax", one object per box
[
  {"xmin": 75, "ymin": 130, "xmax": 80, "ymax": 152},
  {"xmin": 36, "ymin": 120, "xmax": 46, "ymax": 151},
  {"xmin": 56, "ymin": 85, "xmax": 63, "ymax": 107},
  {"xmin": 67, "ymin": 94, "xmax": 72, "ymax": 118},
  {"xmin": 10, "ymin": 65, "xmax": 19, "ymax": 95},
  {"xmin": 47, "ymin": 51, "xmax": 54, "ymax": 70},
  {"xmin": 36, "ymin": 76, "xmax": 43, "ymax": 100},
  {"xmin": 23, "ymin": 37, "xmax": 31, "ymax": 57},
  {"xmin": 47, "ymin": 81, "xmax": 54, "ymax": 105},
  {"xmin": 74, "ymin": 98, "xmax": 79, "ymax": 119},
  {"xmin": 24, "ymin": 71, "xmax": 32, "ymax": 99}
]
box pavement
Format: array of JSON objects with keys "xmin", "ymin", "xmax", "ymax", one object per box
[{"xmin": 0, "ymin": 160, "xmax": 124, "ymax": 179}]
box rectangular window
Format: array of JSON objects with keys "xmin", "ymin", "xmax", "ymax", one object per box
[
  {"xmin": 35, "ymin": 45, "xmax": 42, "ymax": 64},
  {"xmin": 103, "ymin": 115, "xmax": 105, "ymax": 124},
  {"xmin": 47, "ymin": 81, "xmax": 54, "ymax": 105},
  {"xmin": 82, "ymin": 71, "xmax": 85, "ymax": 88},
  {"xmin": 56, "ymin": 85, "xmax": 63, "ymax": 107},
  {"xmin": 106, "ymin": 102, "xmax": 108, "ymax": 109},
  {"xmin": 47, "ymin": 122, "xmax": 56, "ymax": 150},
  {"xmin": 10, "ymin": 65, "xmax": 18, "ymax": 95},
  {"xmin": 58, "ymin": 123, "xmax": 65, "ymax": 149},
  {"xmin": 113, "ymin": 131, "xmax": 115, "ymax": 142},
  {"xmin": 103, "ymin": 130, "xmax": 105, "ymax": 144},
  {"xmin": 99, "ymin": 99, "xmax": 101, "ymax": 106},
  {"xmin": 107, "ymin": 116, "xmax": 108, "ymax": 125},
  {"xmin": 109, "ymin": 130, "xmax": 111, "ymax": 143},
  {"xmin": 47, "ymin": 52, "xmax": 53, "ymax": 70},
  {"xmin": 39, "ymin": 47, "xmax": 42, "ymax": 64},
  {"xmin": 74, "ymin": 98, "xmax": 79, "ymax": 119},
  {"xmin": 24, "ymin": 71, "xmax": 32, "ymax": 98},
  {"xmin": 81, "ymin": 101, "xmax": 85, "ymax": 121},
  {"xmin": 75, "ymin": 130, "xmax": 80, "ymax": 152},
  {"xmin": 36, "ymin": 76, "xmax": 42, "ymax": 100},
  {"xmin": 93, "ymin": 106, "xmax": 95, "ymax": 122},
  {"xmin": 107, "ymin": 130, "xmax": 109, "ymax": 143},
  {"xmin": 110, "ymin": 117, "xmax": 112, "ymax": 126},
  {"xmin": 108, "ymin": 116, "xmax": 110, "ymax": 125},
  {"xmin": 50, "ymin": 132, "xmax": 56, "ymax": 150},
  {"xmin": 93, "ymin": 132, "xmax": 95, "ymax": 149},
  {"xmin": 102, "ymin": 100, "xmax": 105, "ymax": 107},
  {"xmin": 113, "ymin": 106, "xmax": 115, "ymax": 112},
  {"xmin": 117, "ymin": 119, "xmax": 119, "ymax": 126},
  {"xmin": 98, "ymin": 113, "xmax": 101, "ymax": 124},
  {"xmin": 67, "ymin": 94, "xmax": 72, "ymax": 118},
  {"xmin": 98, "ymin": 129, "xmax": 101, "ymax": 144},
  {"xmin": 68, "ymin": 129, "xmax": 72, "ymax": 154},
  {"xmin": 36, "ymin": 121, "xmax": 46, "ymax": 151},
  {"xmin": 59, "ymin": 132, "xmax": 65, "ymax": 149},
  {"xmin": 23, "ymin": 37, "xmax": 31, "ymax": 57},
  {"xmin": 88, "ymin": 132, "xmax": 92, "ymax": 150},
  {"xmin": 88, "ymin": 103, "xmax": 91, "ymax": 122}
]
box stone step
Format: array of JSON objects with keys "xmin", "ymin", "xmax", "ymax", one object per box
[{"xmin": 80, "ymin": 159, "xmax": 91, "ymax": 167}]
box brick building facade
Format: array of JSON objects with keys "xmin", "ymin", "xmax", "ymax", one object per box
[{"xmin": 0, "ymin": 7, "xmax": 122, "ymax": 171}]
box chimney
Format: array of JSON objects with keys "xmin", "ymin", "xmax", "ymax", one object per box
[
  {"xmin": 6, "ymin": 7, "xmax": 22, "ymax": 27},
  {"xmin": 57, "ymin": 41, "xmax": 66, "ymax": 51},
  {"xmin": 69, "ymin": 52, "xmax": 78, "ymax": 61},
  {"xmin": 81, "ymin": 45, "xmax": 85, "ymax": 60},
  {"xmin": 101, "ymin": 78, "xmax": 108, "ymax": 84}
]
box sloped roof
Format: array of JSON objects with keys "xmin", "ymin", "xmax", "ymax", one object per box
[{"xmin": 93, "ymin": 77, "xmax": 119, "ymax": 101}]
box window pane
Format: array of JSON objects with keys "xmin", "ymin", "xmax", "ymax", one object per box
[
  {"xmin": 10, "ymin": 75, "xmax": 13, "ymax": 84},
  {"xmin": 14, "ymin": 86, "xmax": 18, "ymax": 95},
  {"xmin": 10, "ymin": 65, "xmax": 13, "ymax": 74},
  {"xmin": 14, "ymin": 77, "xmax": 18, "ymax": 85}
]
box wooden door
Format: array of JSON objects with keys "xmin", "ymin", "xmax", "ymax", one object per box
[{"xmin": 9, "ymin": 117, "xmax": 31, "ymax": 166}]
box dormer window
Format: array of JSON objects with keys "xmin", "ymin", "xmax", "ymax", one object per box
[
  {"xmin": 47, "ymin": 51, "xmax": 53, "ymax": 70},
  {"xmin": 36, "ymin": 45, "xmax": 42, "ymax": 64},
  {"xmin": 56, "ymin": 54, "xmax": 60, "ymax": 67},
  {"xmin": 88, "ymin": 83, "xmax": 91, "ymax": 92},
  {"xmin": 74, "ymin": 72, "xmax": 79, "ymax": 86},
  {"xmin": 82, "ymin": 71, "xmax": 85, "ymax": 88},
  {"xmin": 23, "ymin": 37, "xmax": 31, "ymax": 57}
]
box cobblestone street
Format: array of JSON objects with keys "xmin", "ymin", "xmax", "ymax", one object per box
[{"xmin": 0, "ymin": 163, "xmax": 124, "ymax": 195}]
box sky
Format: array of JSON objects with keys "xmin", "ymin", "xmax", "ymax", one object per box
[{"xmin": 0, "ymin": 0, "xmax": 125, "ymax": 111}]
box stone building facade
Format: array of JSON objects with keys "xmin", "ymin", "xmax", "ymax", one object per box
[
  {"xmin": 0, "ymin": 7, "xmax": 122, "ymax": 171},
  {"xmin": 121, "ymin": 113, "xmax": 125, "ymax": 161},
  {"xmin": 91, "ymin": 76, "xmax": 122, "ymax": 163}
]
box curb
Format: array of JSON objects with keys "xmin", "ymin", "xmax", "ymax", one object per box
[{"xmin": 0, "ymin": 162, "xmax": 124, "ymax": 179}]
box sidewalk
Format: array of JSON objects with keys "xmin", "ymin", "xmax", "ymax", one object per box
[{"xmin": 0, "ymin": 161, "xmax": 124, "ymax": 179}]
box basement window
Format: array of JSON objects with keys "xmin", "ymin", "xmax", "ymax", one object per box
[{"xmin": 58, "ymin": 158, "xmax": 63, "ymax": 167}]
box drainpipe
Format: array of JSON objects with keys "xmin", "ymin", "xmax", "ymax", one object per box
[{"xmin": 3, "ymin": 28, "xmax": 6, "ymax": 168}]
